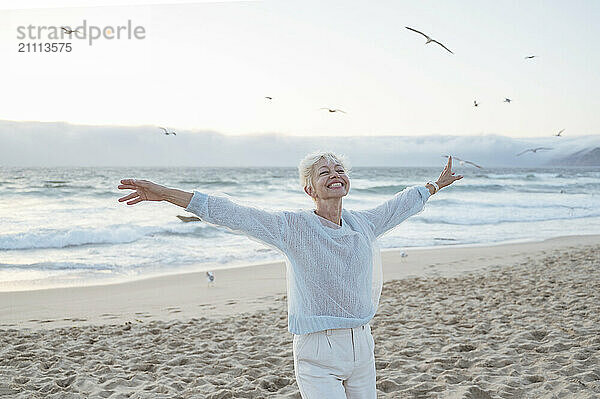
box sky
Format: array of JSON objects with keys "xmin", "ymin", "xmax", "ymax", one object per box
[{"xmin": 1, "ymin": 0, "xmax": 599, "ymax": 140}]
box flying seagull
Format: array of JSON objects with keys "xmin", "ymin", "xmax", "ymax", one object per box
[
  {"xmin": 473, "ymin": 100, "xmax": 479, "ymax": 107},
  {"xmin": 265, "ymin": 96, "xmax": 272, "ymax": 100},
  {"xmin": 320, "ymin": 108, "xmax": 346, "ymax": 113},
  {"xmin": 504, "ymin": 98, "xmax": 512, "ymax": 103},
  {"xmin": 516, "ymin": 147, "xmax": 553, "ymax": 156},
  {"xmin": 61, "ymin": 27, "xmax": 80, "ymax": 34},
  {"xmin": 159, "ymin": 127, "xmax": 176, "ymax": 136},
  {"xmin": 405, "ymin": 26, "xmax": 453, "ymax": 54},
  {"xmin": 555, "ymin": 129, "xmax": 565, "ymax": 137},
  {"xmin": 524, "ymin": 55, "xmax": 536, "ymax": 59},
  {"xmin": 442, "ymin": 155, "xmax": 483, "ymax": 169}
]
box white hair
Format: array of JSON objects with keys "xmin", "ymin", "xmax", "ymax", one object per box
[{"xmin": 298, "ymin": 151, "xmax": 351, "ymax": 190}]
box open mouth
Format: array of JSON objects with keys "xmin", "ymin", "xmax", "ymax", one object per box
[{"xmin": 327, "ymin": 182, "xmax": 344, "ymax": 189}]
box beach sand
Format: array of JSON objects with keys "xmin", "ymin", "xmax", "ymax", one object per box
[{"xmin": 1, "ymin": 234, "xmax": 598, "ymax": 398}]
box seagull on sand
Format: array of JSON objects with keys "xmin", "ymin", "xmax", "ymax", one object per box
[
  {"xmin": 206, "ymin": 271, "xmax": 215, "ymax": 287},
  {"xmin": 442, "ymin": 155, "xmax": 483, "ymax": 169},
  {"xmin": 320, "ymin": 108, "xmax": 346, "ymax": 114},
  {"xmin": 405, "ymin": 26, "xmax": 453, "ymax": 54},
  {"xmin": 555, "ymin": 129, "xmax": 565, "ymax": 137},
  {"xmin": 61, "ymin": 27, "xmax": 80, "ymax": 34},
  {"xmin": 524, "ymin": 55, "xmax": 536, "ymax": 59},
  {"xmin": 473, "ymin": 100, "xmax": 479, "ymax": 107},
  {"xmin": 504, "ymin": 98, "xmax": 512, "ymax": 103},
  {"xmin": 159, "ymin": 127, "xmax": 176, "ymax": 136},
  {"xmin": 516, "ymin": 147, "xmax": 553, "ymax": 156}
]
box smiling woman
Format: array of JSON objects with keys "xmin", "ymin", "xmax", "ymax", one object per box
[
  {"xmin": 299, "ymin": 151, "xmax": 352, "ymax": 226},
  {"xmin": 117, "ymin": 151, "xmax": 462, "ymax": 398}
]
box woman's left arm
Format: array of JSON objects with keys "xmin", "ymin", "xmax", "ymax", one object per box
[{"xmin": 353, "ymin": 156, "xmax": 463, "ymax": 238}]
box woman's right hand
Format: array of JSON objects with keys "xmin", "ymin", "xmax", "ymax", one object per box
[{"xmin": 118, "ymin": 179, "xmax": 165, "ymax": 205}]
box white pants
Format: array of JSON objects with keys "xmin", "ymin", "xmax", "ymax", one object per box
[{"xmin": 293, "ymin": 324, "xmax": 377, "ymax": 399}]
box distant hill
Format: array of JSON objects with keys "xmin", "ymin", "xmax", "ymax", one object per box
[{"xmin": 552, "ymin": 147, "xmax": 600, "ymax": 166}]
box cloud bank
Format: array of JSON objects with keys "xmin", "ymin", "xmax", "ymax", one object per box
[{"xmin": 1, "ymin": 120, "xmax": 598, "ymax": 167}]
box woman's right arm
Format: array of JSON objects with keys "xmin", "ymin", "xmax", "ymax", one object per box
[
  {"xmin": 161, "ymin": 187, "xmax": 194, "ymax": 208},
  {"xmin": 118, "ymin": 179, "xmax": 288, "ymax": 249},
  {"xmin": 184, "ymin": 191, "xmax": 288, "ymax": 250},
  {"xmin": 118, "ymin": 179, "xmax": 192, "ymax": 207}
]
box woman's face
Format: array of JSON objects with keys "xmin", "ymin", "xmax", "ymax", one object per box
[{"xmin": 307, "ymin": 158, "xmax": 350, "ymax": 200}]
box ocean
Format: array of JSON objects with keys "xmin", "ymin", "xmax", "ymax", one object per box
[{"xmin": 1, "ymin": 166, "xmax": 599, "ymax": 292}]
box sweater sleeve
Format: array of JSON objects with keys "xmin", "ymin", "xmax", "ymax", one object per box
[
  {"xmin": 185, "ymin": 191, "xmax": 288, "ymax": 250},
  {"xmin": 354, "ymin": 185, "xmax": 431, "ymax": 239}
]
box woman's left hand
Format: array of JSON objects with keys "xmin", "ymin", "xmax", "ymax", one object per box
[{"xmin": 436, "ymin": 156, "xmax": 463, "ymax": 189}]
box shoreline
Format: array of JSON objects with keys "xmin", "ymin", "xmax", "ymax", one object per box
[
  {"xmin": 3, "ymin": 232, "xmax": 598, "ymax": 294},
  {"xmin": 1, "ymin": 234, "xmax": 598, "ymax": 330}
]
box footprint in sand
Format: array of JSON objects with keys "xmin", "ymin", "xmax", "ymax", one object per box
[
  {"xmin": 530, "ymin": 330, "xmax": 548, "ymax": 341},
  {"xmin": 0, "ymin": 385, "xmax": 19, "ymax": 396},
  {"xmin": 525, "ymin": 375, "xmax": 544, "ymax": 384},
  {"xmin": 445, "ymin": 386, "xmax": 494, "ymax": 399},
  {"xmin": 55, "ymin": 375, "xmax": 75, "ymax": 388},
  {"xmin": 62, "ymin": 317, "xmax": 87, "ymax": 322}
]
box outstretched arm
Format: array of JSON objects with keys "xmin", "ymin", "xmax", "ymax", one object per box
[
  {"xmin": 354, "ymin": 156, "xmax": 463, "ymax": 238},
  {"xmin": 117, "ymin": 179, "xmax": 287, "ymax": 249},
  {"xmin": 185, "ymin": 191, "xmax": 287, "ymax": 249},
  {"xmin": 355, "ymin": 186, "xmax": 432, "ymax": 239},
  {"xmin": 118, "ymin": 179, "xmax": 193, "ymax": 208}
]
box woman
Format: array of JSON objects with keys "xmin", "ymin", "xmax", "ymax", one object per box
[{"xmin": 117, "ymin": 152, "xmax": 462, "ymax": 398}]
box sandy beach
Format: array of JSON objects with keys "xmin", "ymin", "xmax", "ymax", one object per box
[{"xmin": 1, "ymin": 234, "xmax": 598, "ymax": 398}]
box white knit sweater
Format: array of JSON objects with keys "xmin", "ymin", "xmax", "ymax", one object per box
[{"xmin": 185, "ymin": 185, "xmax": 431, "ymax": 334}]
